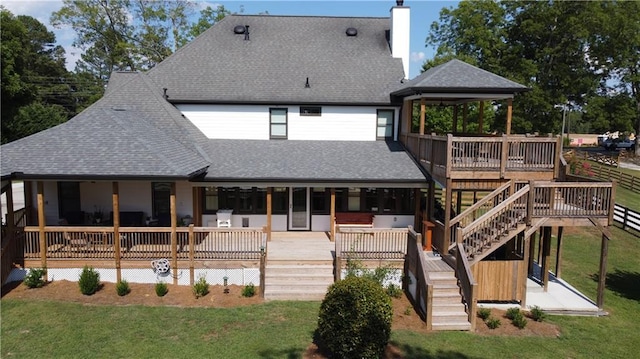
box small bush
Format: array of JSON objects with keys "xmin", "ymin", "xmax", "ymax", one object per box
[
  {"xmin": 529, "ymin": 305, "xmax": 546, "ymax": 322},
  {"xmin": 78, "ymin": 266, "xmax": 100, "ymax": 295},
  {"xmin": 404, "ymin": 306, "xmax": 412, "ymax": 316},
  {"xmin": 486, "ymin": 317, "xmax": 501, "ymax": 329},
  {"xmin": 155, "ymin": 281, "xmax": 168, "ymax": 297},
  {"xmin": 317, "ymin": 276, "xmax": 392, "ymax": 359},
  {"xmin": 23, "ymin": 268, "xmax": 47, "ymax": 288},
  {"xmin": 193, "ymin": 275, "xmax": 209, "ymax": 298},
  {"xmin": 477, "ymin": 307, "xmax": 491, "ymax": 321},
  {"xmin": 242, "ymin": 283, "xmax": 255, "ymax": 297},
  {"xmin": 512, "ymin": 314, "xmax": 528, "ymax": 329},
  {"xmin": 506, "ymin": 307, "xmax": 521, "ymax": 320},
  {"xmin": 385, "ymin": 283, "xmax": 402, "ymax": 298},
  {"xmin": 115, "ymin": 280, "xmax": 130, "ymax": 296}
]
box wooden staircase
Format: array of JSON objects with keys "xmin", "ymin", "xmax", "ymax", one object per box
[{"xmin": 264, "ymin": 261, "xmax": 334, "ymax": 301}]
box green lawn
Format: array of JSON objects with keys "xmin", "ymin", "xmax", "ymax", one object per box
[{"xmin": 2, "ymin": 225, "xmax": 639, "ymax": 358}]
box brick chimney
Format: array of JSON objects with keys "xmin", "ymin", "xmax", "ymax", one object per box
[{"xmin": 390, "ymin": 1, "xmax": 410, "ymax": 79}]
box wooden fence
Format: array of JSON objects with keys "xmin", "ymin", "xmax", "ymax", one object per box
[
  {"xmin": 567, "ymin": 150, "xmax": 639, "ymax": 192},
  {"xmin": 614, "ymin": 204, "xmax": 640, "ymax": 234}
]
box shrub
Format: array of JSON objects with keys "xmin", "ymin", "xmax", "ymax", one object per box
[
  {"xmin": 512, "ymin": 314, "xmax": 528, "ymax": 329},
  {"xmin": 529, "ymin": 305, "xmax": 546, "ymax": 322},
  {"xmin": 242, "ymin": 283, "xmax": 255, "ymax": 297},
  {"xmin": 78, "ymin": 266, "xmax": 100, "ymax": 295},
  {"xmin": 155, "ymin": 281, "xmax": 168, "ymax": 297},
  {"xmin": 23, "ymin": 268, "xmax": 47, "ymax": 288},
  {"xmin": 193, "ymin": 275, "xmax": 209, "ymax": 298},
  {"xmin": 385, "ymin": 283, "xmax": 402, "ymax": 298},
  {"xmin": 317, "ymin": 276, "xmax": 392, "ymax": 359},
  {"xmin": 506, "ymin": 307, "xmax": 521, "ymax": 320},
  {"xmin": 116, "ymin": 280, "xmax": 130, "ymax": 296},
  {"xmin": 486, "ymin": 317, "xmax": 501, "ymax": 329},
  {"xmin": 477, "ymin": 307, "xmax": 491, "ymax": 321}
]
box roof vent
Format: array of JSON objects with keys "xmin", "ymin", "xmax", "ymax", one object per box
[
  {"xmin": 233, "ymin": 25, "xmax": 246, "ymax": 34},
  {"xmin": 346, "ymin": 27, "xmax": 358, "ymax": 37},
  {"xmin": 305, "ymin": 77, "xmax": 310, "ymax": 88}
]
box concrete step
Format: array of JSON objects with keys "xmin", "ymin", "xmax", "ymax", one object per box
[{"xmin": 431, "ymin": 321, "xmax": 472, "ymax": 331}]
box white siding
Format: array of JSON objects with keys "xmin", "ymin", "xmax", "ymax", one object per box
[
  {"xmin": 177, "ymin": 104, "xmax": 269, "ymax": 140},
  {"xmin": 177, "ymin": 104, "xmax": 399, "ymax": 141}
]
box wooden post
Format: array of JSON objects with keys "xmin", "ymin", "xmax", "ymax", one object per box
[
  {"xmin": 419, "ymin": 98, "xmax": 426, "ymax": 135},
  {"xmin": 478, "ymin": 101, "xmax": 485, "ymax": 133},
  {"xmin": 330, "ymin": 188, "xmax": 336, "ymax": 242},
  {"xmin": 455, "ymin": 190, "xmax": 462, "ymax": 217},
  {"xmin": 555, "ymin": 226, "xmax": 563, "ymax": 278},
  {"xmin": 597, "ymin": 233, "xmax": 609, "ymax": 310},
  {"xmin": 506, "ymin": 98, "xmax": 513, "ymax": 135},
  {"xmin": 170, "ymin": 182, "xmax": 178, "ymax": 285},
  {"xmin": 537, "ymin": 228, "xmax": 543, "ymax": 264},
  {"xmin": 443, "ymin": 178, "xmax": 453, "ymax": 248},
  {"xmin": 37, "ymin": 181, "xmax": 47, "ymax": 277},
  {"xmin": 6, "ymin": 183, "xmax": 15, "ymax": 240},
  {"xmin": 609, "ymin": 181, "xmax": 617, "ymax": 226},
  {"xmin": 189, "ymin": 224, "xmax": 195, "ymax": 285},
  {"xmin": 266, "ymin": 187, "xmax": 272, "ymax": 242},
  {"xmin": 452, "ymin": 105, "xmax": 458, "ymax": 133},
  {"xmin": 260, "ymin": 228, "xmax": 267, "ymax": 298},
  {"xmin": 542, "ymin": 227, "xmax": 551, "ymax": 292},
  {"xmin": 427, "ymin": 181, "xmax": 435, "ymax": 222},
  {"xmin": 192, "ymin": 187, "xmax": 201, "ymax": 227},
  {"xmin": 414, "ymin": 188, "xmax": 422, "ymax": 230},
  {"xmin": 462, "ymin": 103, "xmax": 468, "ymax": 133},
  {"xmin": 528, "ymin": 231, "xmax": 536, "ymax": 276},
  {"xmin": 521, "ymin": 234, "xmax": 530, "ymax": 308},
  {"xmin": 112, "ymin": 182, "xmax": 121, "ymax": 283}
]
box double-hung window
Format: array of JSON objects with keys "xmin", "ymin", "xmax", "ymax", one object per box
[
  {"xmin": 270, "ymin": 108, "xmax": 287, "ymax": 139},
  {"xmin": 377, "ymin": 110, "xmax": 394, "ymax": 140}
]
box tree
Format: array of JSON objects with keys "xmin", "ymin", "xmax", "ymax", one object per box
[
  {"xmin": 188, "ymin": 4, "xmax": 230, "ymax": 41},
  {"xmin": 0, "ymin": 8, "xmax": 75, "ymax": 143}
]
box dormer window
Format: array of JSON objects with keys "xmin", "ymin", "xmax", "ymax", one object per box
[{"xmin": 300, "ymin": 106, "xmax": 321, "ymax": 116}]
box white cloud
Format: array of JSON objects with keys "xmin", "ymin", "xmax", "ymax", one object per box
[{"xmin": 410, "ymin": 51, "xmax": 425, "ymax": 63}]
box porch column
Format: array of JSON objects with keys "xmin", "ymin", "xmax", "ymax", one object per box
[
  {"xmin": 455, "ymin": 190, "xmax": 462, "ymax": 217},
  {"xmin": 452, "ymin": 105, "xmax": 458, "ymax": 133},
  {"xmin": 402, "ymin": 99, "xmax": 411, "ymax": 138},
  {"xmin": 555, "ymin": 226, "xmax": 564, "ymax": 278},
  {"xmin": 478, "ymin": 101, "xmax": 485, "ymax": 134},
  {"xmin": 597, "ymin": 233, "xmax": 609, "ymax": 310},
  {"xmin": 112, "ymin": 182, "xmax": 122, "ymax": 283},
  {"xmin": 443, "ymin": 179, "xmax": 454, "ymax": 248},
  {"xmin": 419, "ymin": 98, "xmax": 426, "ymax": 135},
  {"xmin": 37, "ymin": 181, "xmax": 47, "ymax": 277},
  {"xmin": 266, "ymin": 187, "xmax": 272, "ymax": 242},
  {"xmin": 170, "ymin": 182, "xmax": 178, "ymax": 285},
  {"xmin": 506, "ymin": 98, "xmax": 513, "ymax": 135},
  {"xmin": 542, "ymin": 226, "xmax": 552, "ymax": 292},
  {"xmin": 192, "ymin": 187, "xmax": 201, "ymax": 227},
  {"xmin": 462, "ymin": 103, "xmax": 468, "ymax": 133},
  {"xmin": 528, "ymin": 231, "xmax": 536, "ymax": 277},
  {"xmin": 413, "ymin": 188, "xmax": 422, "ymax": 230},
  {"xmin": 427, "ymin": 181, "xmax": 435, "ymax": 222},
  {"xmin": 330, "ymin": 188, "xmax": 336, "ymax": 242}
]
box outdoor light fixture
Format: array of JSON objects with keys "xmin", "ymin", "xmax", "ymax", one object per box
[{"xmin": 223, "ymin": 275, "xmax": 229, "ymax": 294}]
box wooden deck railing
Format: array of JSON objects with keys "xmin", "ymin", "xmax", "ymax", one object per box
[
  {"xmin": 403, "ymin": 133, "xmax": 560, "ymax": 180},
  {"xmin": 21, "ymin": 226, "xmax": 266, "ymax": 261},
  {"xmin": 404, "ymin": 228, "xmax": 434, "ymax": 330},
  {"xmin": 335, "ymin": 227, "xmax": 408, "ymax": 260},
  {"xmin": 455, "ymin": 243, "xmax": 477, "ymax": 331},
  {"xmin": 530, "ymin": 182, "xmax": 613, "ymax": 218}
]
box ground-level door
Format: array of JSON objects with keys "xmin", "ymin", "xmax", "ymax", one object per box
[{"xmin": 288, "ymin": 187, "xmax": 310, "ymax": 230}]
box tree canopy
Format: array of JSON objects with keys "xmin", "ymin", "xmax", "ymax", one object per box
[{"xmin": 425, "ymin": 0, "xmax": 640, "ymax": 153}]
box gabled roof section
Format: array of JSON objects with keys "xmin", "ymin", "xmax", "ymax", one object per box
[
  {"xmin": 104, "ymin": 71, "xmax": 139, "ymax": 95},
  {"xmin": 200, "ymin": 139, "xmax": 427, "ymax": 183},
  {"xmin": 391, "ymin": 59, "xmax": 529, "ymax": 98},
  {"xmin": 1, "ymin": 73, "xmax": 210, "ymax": 179},
  {"xmin": 148, "ymin": 15, "xmax": 404, "ymax": 105}
]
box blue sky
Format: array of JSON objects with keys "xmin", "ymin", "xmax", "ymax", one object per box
[{"xmin": 1, "ymin": 0, "xmax": 458, "ymax": 78}]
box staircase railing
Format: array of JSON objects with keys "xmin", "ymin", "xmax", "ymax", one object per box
[
  {"xmin": 448, "ymin": 182, "xmax": 513, "ymax": 251},
  {"xmin": 404, "ymin": 228, "xmax": 434, "ymax": 330},
  {"xmin": 530, "ymin": 182, "xmax": 613, "ymax": 219},
  {"xmin": 456, "ymin": 185, "xmax": 530, "ymax": 261},
  {"xmin": 455, "ymin": 243, "xmax": 477, "ymax": 331}
]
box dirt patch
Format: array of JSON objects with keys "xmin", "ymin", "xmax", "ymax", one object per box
[
  {"xmin": 1, "ymin": 280, "xmax": 262, "ymax": 308},
  {"xmin": 474, "ymin": 307, "xmax": 561, "ymax": 337}
]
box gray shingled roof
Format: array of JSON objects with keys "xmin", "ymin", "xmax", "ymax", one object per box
[
  {"xmin": 148, "ymin": 15, "xmax": 405, "ymax": 104},
  {"xmin": 391, "ymin": 59, "xmax": 529, "ymax": 97},
  {"xmin": 1, "ymin": 73, "xmax": 211, "ymax": 179},
  {"xmin": 200, "ymin": 139, "xmax": 427, "ymax": 183}
]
